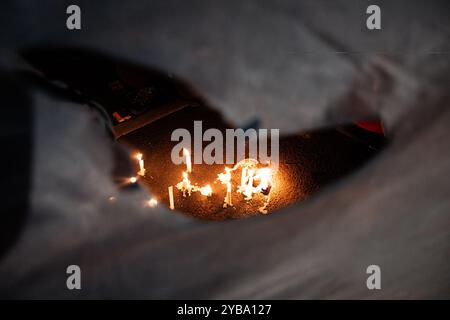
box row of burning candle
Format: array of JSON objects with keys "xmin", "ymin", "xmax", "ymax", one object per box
[
  {"xmin": 168, "ymin": 148, "xmax": 212, "ymax": 210},
  {"xmin": 119, "ymin": 148, "xmax": 273, "ymax": 214},
  {"xmin": 169, "ymin": 149, "xmax": 273, "ymax": 213}
]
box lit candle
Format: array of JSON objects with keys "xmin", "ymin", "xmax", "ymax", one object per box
[
  {"xmin": 200, "ymin": 184, "xmax": 212, "ymax": 197},
  {"xmin": 217, "ymin": 167, "xmax": 233, "ymax": 207},
  {"xmin": 256, "ymin": 168, "xmax": 272, "ymax": 194},
  {"xmin": 176, "ymin": 171, "xmax": 193, "ymax": 196},
  {"xmin": 136, "ymin": 153, "xmax": 146, "ymax": 176},
  {"xmin": 148, "ymin": 198, "xmax": 158, "ymax": 208},
  {"xmin": 241, "ymin": 167, "xmax": 247, "ymax": 186},
  {"xmin": 183, "ymin": 148, "xmax": 192, "ymax": 173},
  {"xmin": 168, "ymin": 186, "xmax": 175, "ymax": 210},
  {"xmin": 247, "ymin": 169, "xmax": 254, "ymax": 187},
  {"xmin": 129, "ymin": 176, "xmax": 137, "ymax": 184},
  {"xmin": 226, "ymin": 182, "xmax": 232, "ymax": 206},
  {"xmin": 224, "ymin": 167, "xmax": 232, "ymax": 207},
  {"xmin": 247, "ymin": 169, "xmax": 254, "ymax": 199}
]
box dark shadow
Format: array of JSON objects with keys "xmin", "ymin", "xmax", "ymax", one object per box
[{"xmin": 0, "ymin": 72, "xmax": 32, "ymax": 258}]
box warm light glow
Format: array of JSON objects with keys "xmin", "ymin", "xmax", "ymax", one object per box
[
  {"xmin": 171, "ymin": 158, "xmax": 274, "ymax": 214},
  {"xmin": 136, "ymin": 153, "xmax": 146, "ymax": 176},
  {"xmin": 217, "ymin": 167, "xmax": 231, "ymax": 185},
  {"xmin": 177, "ymin": 171, "xmax": 193, "ymax": 196},
  {"xmin": 255, "ymin": 168, "xmax": 272, "ymax": 193},
  {"xmin": 148, "ymin": 198, "xmax": 158, "ymax": 207},
  {"xmin": 200, "ymin": 184, "xmax": 213, "ymax": 197},
  {"xmin": 218, "ymin": 167, "xmax": 233, "ymax": 207},
  {"xmin": 240, "ymin": 168, "xmax": 254, "ymax": 200},
  {"xmin": 129, "ymin": 176, "xmax": 138, "ymax": 184},
  {"xmin": 241, "ymin": 167, "xmax": 247, "ymax": 187},
  {"xmin": 235, "ymin": 161, "xmax": 272, "ymax": 198},
  {"xmin": 217, "ymin": 159, "xmax": 273, "ymax": 212},
  {"xmin": 176, "ymin": 171, "xmax": 213, "ymax": 197},
  {"xmin": 183, "ymin": 148, "xmax": 192, "ymax": 173},
  {"xmin": 168, "ymin": 186, "xmax": 175, "ymax": 210}
]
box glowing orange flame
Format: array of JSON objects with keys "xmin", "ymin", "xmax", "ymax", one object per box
[
  {"xmin": 171, "ymin": 158, "xmax": 274, "ymax": 214},
  {"xmin": 199, "ymin": 184, "xmax": 213, "ymax": 197},
  {"xmin": 218, "ymin": 159, "xmax": 273, "ymax": 213},
  {"xmin": 218, "ymin": 167, "xmax": 233, "ymax": 207},
  {"xmin": 129, "ymin": 176, "xmax": 138, "ymax": 184},
  {"xmin": 136, "ymin": 153, "xmax": 146, "ymax": 176},
  {"xmin": 147, "ymin": 198, "xmax": 158, "ymax": 207},
  {"xmin": 254, "ymin": 168, "xmax": 272, "ymax": 194},
  {"xmin": 176, "ymin": 171, "xmax": 193, "ymax": 196}
]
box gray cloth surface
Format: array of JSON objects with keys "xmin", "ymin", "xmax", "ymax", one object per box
[{"xmin": 0, "ymin": 0, "xmax": 449, "ymax": 298}]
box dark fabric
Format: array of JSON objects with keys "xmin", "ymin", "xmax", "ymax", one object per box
[{"xmin": 0, "ymin": 74, "xmax": 32, "ymax": 257}]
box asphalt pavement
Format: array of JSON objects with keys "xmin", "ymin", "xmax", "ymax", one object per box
[{"xmin": 119, "ymin": 104, "xmax": 382, "ymax": 220}]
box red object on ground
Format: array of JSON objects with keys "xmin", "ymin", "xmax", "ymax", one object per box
[{"xmin": 355, "ymin": 120, "xmax": 384, "ymax": 135}]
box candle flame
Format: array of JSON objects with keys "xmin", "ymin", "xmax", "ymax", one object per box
[
  {"xmin": 168, "ymin": 186, "xmax": 175, "ymax": 210},
  {"xmin": 176, "ymin": 172, "xmax": 213, "ymax": 197},
  {"xmin": 217, "ymin": 167, "xmax": 233, "ymax": 207},
  {"xmin": 255, "ymin": 168, "xmax": 272, "ymax": 194},
  {"xmin": 136, "ymin": 152, "xmax": 146, "ymax": 176},
  {"xmin": 129, "ymin": 176, "xmax": 138, "ymax": 184},
  {"xmin": 171, "ymin": 158, "xmax": 274, "ymax": 214},
  {"xmin": 147, "ymin": 198, "xmax": 158, "ymax": 207},
  {"xmin": 200, "ymin": 184, "xmax": 213, "ymax": 197},
  {"xmin": 177, "ymin": 171, "xmax": 193, "ymax": 196},
  {"xmin": 217, "ymin": 159, "xmax": 273, "ymax": 212}
]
